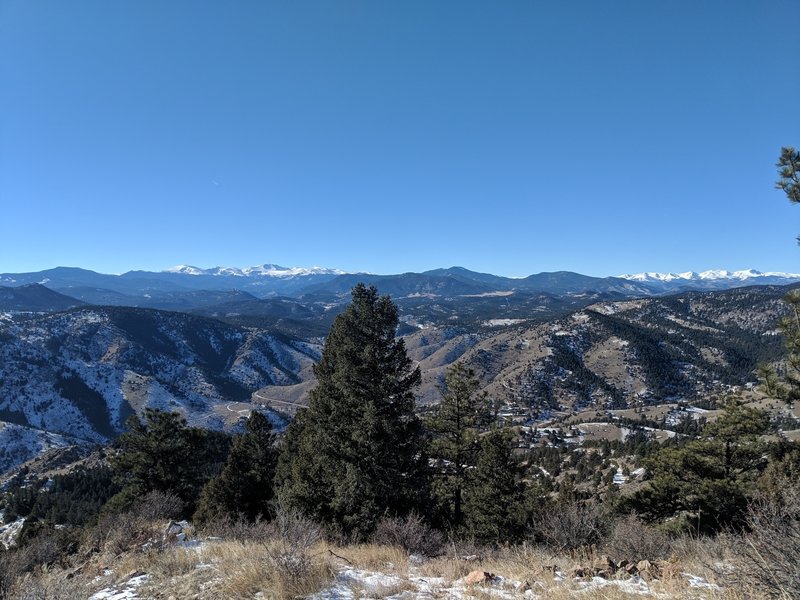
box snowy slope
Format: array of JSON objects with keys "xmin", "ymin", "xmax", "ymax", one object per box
[
  {"xmin": 0, "ymin": 306, "xmax": 320, "ymax": 472},
  {"xmin": 620, "ymin": 268, "xmax": 800, "ymax": 284},
  {"xmin": 164, "ymin": 264, "xmax": 346, "ymax": 278}
]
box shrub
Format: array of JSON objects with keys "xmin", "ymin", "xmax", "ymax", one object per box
[
  {"xmin": 263, "ymin": 505, "xmax": 329, "ymax": 598},
  {"xmin": 88, "ymin": 490, "xmax": 184, "ymax": 555},
  {"xmin": 726, "ymin": 486, "xmax": 800, "ymax": 598},
  {"xmin": 602, "ymin": 514, "xmax": 672, "ymax": 561},
  {"xmin": 371, "ymin": 513, "xmax": 445, "ymax": 556},
  {"xmin": 0, "ymin": 524, "xmax": 80, "ymax": 600},
  {"xmin": 532, "ymin": 501, "xmax": 610, "ymax": 552},
  {"xmin": 198, "ymin": 514, "xmax": 274, "ymax": 544}
]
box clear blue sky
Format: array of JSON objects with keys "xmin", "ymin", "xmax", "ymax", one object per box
[{"xmin": 1, "ymin": 1, "xmax": 798, "ymax": 277}]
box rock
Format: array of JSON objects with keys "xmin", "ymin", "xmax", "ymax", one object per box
[
  {"xmin": 165, "ymin": 521, "xmax": 183, "ymax": 536},
  {"xmin": 571, "ymin": 567, "xmax": 589, "ymax": 578},
  {"xmin": 593, "ymin": 555, "xmax": 617, "ymax": 574},
  {"xmin": 636, "ymin": 559, "xmax": 660, "ymax": 580},
  {"xmin": 465, "ymin": 570, "xmax": 496, "ymax": 585},
  {"xmin": 164, "ymin": 520, "xmax": 192, "ymax": 544},
  {"xmin": 625, "ymin": 562, "xmax": 639, "ymax": 575}
]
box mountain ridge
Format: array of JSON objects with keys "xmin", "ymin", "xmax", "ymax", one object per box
[{"xmin": 3, "ymin": 265, "xmax": 798, "ymax": 304}]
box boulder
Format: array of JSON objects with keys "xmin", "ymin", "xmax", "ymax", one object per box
[{"xmin": 465, "ymin": 570, "xmax": 496, "ymax": 585}]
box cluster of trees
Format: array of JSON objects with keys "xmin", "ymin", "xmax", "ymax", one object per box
[
  {"xmin": 71, "ymin": 284, "xmax": 530, "ymax": 543},
  {"xmin": 5, "ymin": 279, "xmax": 799, "ymax": 545}
]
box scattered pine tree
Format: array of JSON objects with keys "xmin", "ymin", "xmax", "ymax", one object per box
[
  {"xmin": 463, "ymin": 428, "xmax": 527, "ymax": 543},
  {"xmin": 194, "ymin": 411, "xmax": 278, "ymax": 523},
  {"xmin": 425, "ymin": 362, "xmax": 492, "ymax": 530},
  {"xmin": 276, "ymin": 284, "xmax": 429, "ymax": 539},
  {"xmin": 108, "ymin": 409, "xmax": 230, "ymax": 516}
]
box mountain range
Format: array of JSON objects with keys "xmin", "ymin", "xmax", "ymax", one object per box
[
  {"xmin": 0, "ymin": 262, "xmax": 795, "ymax": 475},
  {"xmin": 2, "ymin": 265, "xmax": 798, "ymax": 309}
]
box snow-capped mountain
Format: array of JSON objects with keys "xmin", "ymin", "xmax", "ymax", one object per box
[
  {"xmin": 1, "ymin": 265, "xmax": 799, "ymax": 308},
  {"xmin": 620, "ymin": 268, "xmax": 800, "ymax": 282},
  {"xmin": 618, "ymin": 269, "xmax": 800, "ymax": 290},
  {"xmin": 164, "ymin": 264, "xmax": 346, "ymax": 278}
]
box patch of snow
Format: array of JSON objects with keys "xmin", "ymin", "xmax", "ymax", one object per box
[
  {"xmin": 461, "ymin": 291, "xmax": 514, "ymax": 298},
  {"xmin": 575, "ymin": 575, "xmax": 652, "ymax": 595},
  {"xmin": 164, "ymin": 264, "xmax": 347, "ymax": 278},
  {"xmin": 0, "ymin": 517, "xmax": 25, "ymax": 549},
  {"xmin": 682, "ymin": 573, "xmax": 721, "ymax": 590},
  {"xmin": 89, "ymin": 574, "xmax": 150, "ymax": 600},
  {"xmin": 484, "ymin": 319, "xmax": 526, "ymax": 327}
]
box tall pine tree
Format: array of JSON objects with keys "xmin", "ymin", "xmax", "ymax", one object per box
[
  {"xmin": 463, "ymin": 428, "xmax": 527, "ymax": 543},
  {"xmin": 761, "ymin": 146, "xmax": 800, "ymax": 406},
  {"xmin": 194, "ymin": 411, "xmax": 278, "ymax": 524},
  {"xmin": 276, "ymin": 284, "xmax": 428, "ymax": 539},
  {"xmin": 425, "ymin": 362, "xmax": 492, "ymax": 529}
]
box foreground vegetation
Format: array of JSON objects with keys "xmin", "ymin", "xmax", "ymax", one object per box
[{"xmin": 1, "ymin": 489, "xmax": 799, "ymax": 599}]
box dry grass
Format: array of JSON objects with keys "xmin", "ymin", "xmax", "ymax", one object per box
[
  {"xmin": 7, "ymin": 533, "xmax": 766, "ymax": 600},
  {"xmin": 329, "ymin": 543, "xmax": 410, "ymax": 573},
  {"xmin": 4, "ymin": 506, "xmax": 785, "ymax": 600},
  {"xmin": 4, "ymin": 568, "xmax": 91, "ymax": 600}
]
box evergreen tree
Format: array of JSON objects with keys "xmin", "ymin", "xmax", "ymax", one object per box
[
  {"xmin": 194, "ymin": 411, "xmax": 278, "ymax": 523},
  {"xmin": 108, "ymin": 409, "xmax": 230, "ymax": 516},
  {"xmin": 463, "ymin": 428, "xmax": 527, "ymax": 543},
  {"xmin": 776, "ymin": 146, "xmax": 800, "ymax": 206},
  {"xmin": 761, "ymin": 146, "xmax": 800, "ymax": 406},
  {"xmin": 624, "ymin": 398, "xmax": 769, "ymax": 533},
  {"xmin": 425, "ymin": 362, "xmax": 492, "ymax": 529},
  {"xmin": 276, "ymin": 284, "xmax": 428, "ymax": 539}
]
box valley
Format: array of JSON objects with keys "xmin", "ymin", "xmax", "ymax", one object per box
[{"xmin": 0, "ymin": 265, "xmax": 793, "ymax": 474}]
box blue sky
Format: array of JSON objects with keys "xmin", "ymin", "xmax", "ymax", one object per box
[{"xmin": 1, "ymin": 1, "xmax": 798, "ymax": 277}]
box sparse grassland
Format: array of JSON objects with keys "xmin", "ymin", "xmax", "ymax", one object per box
[{"xmin": 0, "ymin": 518, "xmax": 784, "ymax": 600}]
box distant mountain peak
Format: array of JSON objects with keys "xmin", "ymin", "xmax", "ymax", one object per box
[
  {"xmin": 618, "ymin": 269, "xmax": 800, "ymax": 283},
  {"xmin": 164, "ymin": 264, "xmax": 347, "ymax": 278},
  {"xmin": 164, "ymin": 265, "xmax": 207, "ymax": 275}
]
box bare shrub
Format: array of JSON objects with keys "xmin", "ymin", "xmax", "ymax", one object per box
[
  {"xmin": 603, "ymin": 514, "xmax": 672, "ymax": 562},
  {"xmin": 371, "ymin": 513, "xmax": 445, "ymax": 556},
  {"xmin": 725, "ymin": 486, "xmax": 800, "ymax": 598},
  {"xmin": 128, "ymin": 490, "xmax": 184, "ymax": 522},
  {"xmin": 198, "ymin": 514, "xmax": 274, "ymax": 544},
  {"xmin": 0, "ymin": 525, "xmax": 80, "ymax": 599},
  {"xmin": 263, "ymin": 504, "xmax": 329, "ymax": 598},
  {"xmin": 87, "ymin": 491, "xmax": 184, "ymax": 555},
  {"xmin": 532, "ymin": 502, "xmax": 611, "ymax": 553}
]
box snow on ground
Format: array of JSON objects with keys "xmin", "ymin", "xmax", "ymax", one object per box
[
  {"xmin": 310, "ymin": 564, "xmax": 723, "ymax": 599},
  {"xmin": 310, "ymin": 568, "xmax": 537, "ymax": 600},
  {"xmin": 484, "ymin": 319, "xmax": 526, "ymax": 327},
  {"xmin": 89, "ymin": 574, "xmax": 150, "ymax": 600},
  {"xmin": 0, "ymin": 517, "xmax": 25, "ymax": 549},
  {"xmin": 682, "ymin": 573, "xmax": 722, "ymax": 591}
]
